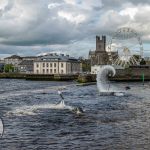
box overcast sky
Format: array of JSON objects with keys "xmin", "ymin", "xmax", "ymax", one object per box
[{"xmin": 0, "ymin": 0, "xmax": 150, "ymax": 58}]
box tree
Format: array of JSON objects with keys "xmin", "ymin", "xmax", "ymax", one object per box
[
  {"xmin": 140, "ymin": 58, "xmax": 146, "ymax": 65},
  {"xmin": 4, "ymin": 64, "xmax": 15, "ymax": 73},
  {"xmin": 0, "ymin": 64, "xmax": 4, "ymax": 72},
  {"xmin": 81, "ymin": 59, "xmax": 91, "ymax": 72}
]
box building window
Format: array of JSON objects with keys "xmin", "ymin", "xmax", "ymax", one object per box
[
  {"xmin": 50, "ymin": 69, "xmax": 52, "ymax": 73},
  {"xmin": 46, "ymin": 63, "xmax": 49, "ymax": 67},
  {"xmin": 43, "ymin": 69, "xmax": 45, "ymax": 73},
  {"xmin": 54, "ymin": 63, "xmax": 56, "ymax": 67},
  {"xmin": 61, "ymin": 70, "xmax": 63, "ymax": 74},
  {"xmin": 47, "ymin": 69, "xmax": 49, "ymax": 73},
  {"xmin": 43, "ymin": 63, "xmax": 45, "ymax": 67},
  {"xmin": 61, "ymin": 63, "xmax": 63, "ymax": 68},
  {"xmin": 36, "ymin": 64, "xmax": 39, "ymax": 68},
  {"xmin": 54, "ymin": 69, "xmax": 56, "ymax": 73},
  {"xmin": 36, "ymin": 70, "xmax": 39, "ymax": 74},
  {"xmin": 50, "ymin": 63, "xmax": 52, "ymax": 67}
]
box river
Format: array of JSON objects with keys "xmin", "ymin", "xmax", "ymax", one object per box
[{"xmin": 0, "ymin": 79, "xmax": 150, "ymax": 150}]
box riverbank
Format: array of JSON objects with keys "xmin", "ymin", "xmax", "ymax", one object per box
[
  {"xmin": 78, "ymin": 67, "xmax": 150, "ymax": 83},
  {"xmin": 0, "ymin": 69, "xmax": 150, "ymax": 83},
  {"xmin": 0, "ymin": 73, "xmax": 78, "ymax": 81}
]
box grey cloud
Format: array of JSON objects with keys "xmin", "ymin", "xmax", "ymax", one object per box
[
  {"xmin": 0, "ymin": 0, "xmax": 14, "ymax": 16},
  {"xmin": 0, "ymin": 45, "xmax": 50, "ymax": 56},
  {"xmin": 0, "ymin": 0, "xmax": 85, "ymax": 46},
  {"xmin": 101, "ymin": 0, "xmax": 150, "ymax": 8},
  {"xmin": 0, "ymin": 0, "xmax": 149, "ymax": 57},
  {"xmin": 0, "ymin": 17, "xmax": 82, "ymax": 46}
]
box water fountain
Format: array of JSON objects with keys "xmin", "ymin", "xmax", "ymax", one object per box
[
  {"xmin": 0, "ymin": 118, "xmax": 4, "ymax": 138},
  {"xmin": 97, "ymin": 65, "xmax": 124, "ymax": 96}
]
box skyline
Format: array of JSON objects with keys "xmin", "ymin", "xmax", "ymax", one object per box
[{"xmin": 0, "ymin": 0, "xmax": 150, "ymax": 58}]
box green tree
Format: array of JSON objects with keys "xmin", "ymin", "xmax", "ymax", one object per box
[
  {"xmin": 82, "ymin": 63, "xmax": 91, "ymax": 72},
  {"xmin": 79, "ymin": 58, "xmax": 91, "ymax": 72},
  {"xmin": 140, "ymin": 58, "xmax": 146, "ymax": 65},
  {"xmin": 4, "ymin": 64, "xmax": 15, "ymax": 73}
]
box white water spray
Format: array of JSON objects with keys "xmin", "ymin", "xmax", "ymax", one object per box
[
  {"xmin": 97, "ymin": 65, "xmax": 124, "ymax": 96},
  {"xmin": 0, "ymin": 118, "xmax": 3, "ymax": 137},
  {"xmin": 6, "ymin": 102, "xmax": 73, "ymax": 116},
  {"xmin": 97, "ymin": 65, "xmax": 116, "ymax": 93}
]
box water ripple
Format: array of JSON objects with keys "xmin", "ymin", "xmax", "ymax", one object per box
[{"xmin": 0, "ymin": 79, "xmax": 150, "ymax": 149}]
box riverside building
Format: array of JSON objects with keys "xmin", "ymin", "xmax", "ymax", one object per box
[
  {"xmin": 33, "ymin": 53, "xmax": 82, "ymax": 74},
  {"xmin": 89, "ymin": 36, "xmax": 109, "ymax": 74},
  {"xmin": 4, "ymin": 55, "xmax": 22, "ymax": 65}
]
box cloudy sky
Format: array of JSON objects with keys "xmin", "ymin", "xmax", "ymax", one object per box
[{"xmin": 0, "ymin": 0, "xmax": 150, "ymax": 58}]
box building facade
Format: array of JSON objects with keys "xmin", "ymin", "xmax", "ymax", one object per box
[
  {"xmin": 4, "ymin": 55, "xmax": 22, "ymax": 66},
  {"xmin": 4, "ymin": 55, "xmax": 23, "ymax": 72},
  {"xmin": 33, "ymin": 54, "xmax": 82, "ymax": 74},
  {"xmin": 89, "ymin": 36, "xmax": 109, "ymax": 74},
  {"xmin": 89, "ymin": 36, "xmax": 109, "ymax": 66},
  {"xmin": 18, "ymin": 60, "xmax": 34, "ymax": 73},
  {"xmin": 18, "ymin": 56, "xmax": 38, "ymax": 73},
  {"xmin": 3, "ymin": 55, "xmax": 40, "ymax": 73}
]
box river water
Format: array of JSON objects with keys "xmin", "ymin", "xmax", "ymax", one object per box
[{"xmin": 0, "ymin": 79, "xmax": 150, "ymax": 150}]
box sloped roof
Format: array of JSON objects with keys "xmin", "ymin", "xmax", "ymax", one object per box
[
  {"xmin": 22, "ymin": 56, "xmax": 37, "ymax": 59},
  {"xmin": 38, "ymin": 54, "xmax": 79, "ymax": 62},
  {"xmin": 5, "ymin": 55, "xmax": 22, "ymax": 59},
  {"xmin": 19, "ymin": 60, "xmax": 33, "ymax": 66}
]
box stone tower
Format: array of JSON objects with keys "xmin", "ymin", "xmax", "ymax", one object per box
[
  {"xmin": 95, "ymin": 35, "xmax": 108, "ymax": 65},
  {"xmin": 96, "ymin": 35, "xmax": 106, "ymax": 52},
  {"xmin": 89, "ymin": 36, "xmax": 108, "ymax": 66}
]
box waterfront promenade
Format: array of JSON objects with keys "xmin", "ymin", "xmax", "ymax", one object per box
[{"xmin": 0, "ymin": 67, "xmax": 150, "ymax": 83}]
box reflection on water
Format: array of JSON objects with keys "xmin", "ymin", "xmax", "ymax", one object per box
[{"xmin": 0, "ymin": 79, "xmax": 150, "ymax": 149}]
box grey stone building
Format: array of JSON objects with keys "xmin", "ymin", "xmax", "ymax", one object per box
[
  {"xmin": 4, "ymin": 55, "xmax": 23, "ymax": 72},
  {"xmin": 4, "ymin": 55, "xmax": 39, "ymax": 73},
  {"xmin": 89, "ymin": 36, "xmax": 109, "ymax": 66},
  {"xmin": 18, "ymin": 60, "xmax": 34, "ymax": 73},
  {"xmin": 4, "ymin": 55, "xmax": 22, "ymax": 66}
]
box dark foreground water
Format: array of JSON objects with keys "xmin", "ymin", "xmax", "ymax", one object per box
[{"xmin": 0, "ymin": 79, "xmax": 150, "ymax": 150}]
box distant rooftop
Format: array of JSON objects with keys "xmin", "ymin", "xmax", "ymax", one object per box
[
  {"xmin": 36, "ymin": 53, "xmax": 79, "ymax": 62},
  {"xmin": 5, "ymin": 55, "xmax": 22, "ymax": 59},
  {"xmin": 4, "ymin": 55, "xmax": 39, "ymax": 60},
  {"xmin": 22, "ymin": 56, "xmax": 37, "ymax": 58},
  {"xmin": 19, "ymin": 60, "xmax": 33, "ymax": 66},
  {"xmin": 3, "ymin": 53, "xmax": 80, "ymax": 62}
]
